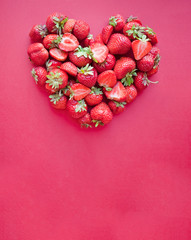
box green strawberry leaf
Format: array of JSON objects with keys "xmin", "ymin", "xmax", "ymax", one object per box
[
  {"xmin": 109, "ymin": 16, "xmax": 118, "ymax": 27},
  {"xmin": 92, "ymin": 120, "xmax": 104, "ymax": 127},
  {"xmin": 75, "ymin": 100, "xmax": 87, "ymax": 112},
  {"xmin": 49, "ymin": 90, "xmax": 63, "ymax": 104},
  {"xmin": 31, "ymin": 68, "xmax": 38, "ymax": 84},
  {"xmin": 46, "ymin": 71, "xmax": 63, "ymax": 89},
  {"xmin": 121, "ymin": 69, "xmax": 137, "ymax": 86},
  {"xmin": 78, "ymin": 64, "xmax": 94, "ymax": 76}
]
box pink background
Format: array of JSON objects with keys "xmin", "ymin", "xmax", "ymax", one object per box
[{"xmin": 0, "ymin": 0, "xmax": 191, "ymax": 239}]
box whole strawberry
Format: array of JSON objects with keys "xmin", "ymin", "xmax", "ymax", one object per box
[
  {"xmin": 46, "ymin": 59, "xmax": 62, "ymax": 71},
  {"xmin": 109, "ymin": 14, "xmax": 125, "ymax": 32},
  {"xmin": 91, "ymin": 102, "xmax": 113, "ymax": 127},
  {"xmin": 123, "ymin": 22, "xmax": 144, "ymax": 40},
  {"xmin": 93, "ymin": 54, "xmax": 116, "ymax": 73},
  {"xmin": 78, "ymin": 113, "xmax": 92, "ymax": 128},
  {"xmin": 107, "ymin": 33, "xmax": 131, "ymax": 55},
  {"xmin": 46, "ymin": 12, "xmax": 68, "ymax": 34},
  {"xmin": 145, "ymin": 26, "xmax": 158, "ymax": 45},
  {"xmin": 49, "ymin": 90, "xmax": 68, "ymax": 109},
  {"xmin": 46, "ymin": 69, "xmax": 68, "ymax": 91},
  {"xmin": 63, "ymin": 19, "xmax": 76, "ymax": 33},
  {"xmin": 28, "ymin": 43, "xmax": 49, "ymax": 66},
  {"xmin": 77, "ymin": 64, "xmax": 98, "ymax": 88},
  {"xmin": 108, "ymin": 101, "xmax": 126, "ymax": 114},
  {"xmin": 63, "ymin": 79, "xmax": 76, "ymax": 96},
  {"xmin": 94, "ymin": 33, "xmax": 104, "ymax": 44},
  {"xmin": 81, "ymin": 34, "xmax": 94, "ymax": 47},
  {"xmin": 67, "ymin": 99, "xmax": 87, "ymax": 118},
  {"xmin": 134, "ymin": 71, "xmax": 158, "ymax": 91},
  {"xmin": 29, "ymin": 24, "xmax": 48, "ymax": 42},
  {"xmin": 125, "ymin": 85, "xmax": 137, "ymax": 103},
  {"xmin": 31, "ymin": 67, "xmax": 47, "ymax": 86},
  {"xmin": 114, "ymin": 57, "xmax": 136, "ymax": 80},
  {"xmin": 43, "ymin": 34, "xmax": 61, "ymax": 49},
  {"xmin": 73, "ymin": 20, "xmax": 90, "ymax": 40},
  {"xmin": 126, "ymin": 16, "xmax": 142, "ymax": 25},
  {"xmin": 69, "ymin": 46, "xmax": 92, "ymax": 67},
  {"xmin": 137, "ymin": 54, "xmax": 154, "ymax": 72},
  {"xmin": 85, "ymin": 87, "xmax": 103, "ymax": 106}
]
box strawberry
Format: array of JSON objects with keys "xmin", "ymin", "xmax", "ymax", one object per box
[
  {"xmin": 123, "ymin": 22, "xmax": 145, "ymax": 40},
  {"xmin": 77, "ymin": 64, "xmax": 98, "ymax": 88},
  {"xmin": 132, "ymin": 35, "xmax": 152, "ymax": 60},
  {"xmin": 31, "ymin": 67, "xmax": 47, "ymax": 86},
  {"xmin": 109, "ymin": 14, "xmax": 125, "ymax": 32},
  {"xmin": 70, "ymin": 83, "xmax": 91, "ymax": 101},
  {"xmin": 63, "ymin": 19, "xmax": 76, "ymax": 33},
  {"xmin": 46, "ymin": 69, "xmax": 68, "ymax": 90},
  {"xmin": 102, "ymin": 25, "xmax": 113, "ymax": 44},
  {"xmin": 107, "ymin": 33, "xmax": 131, "ymax": 55},
  {"xmin": 46, "ymin": 12, "xmax": 68, "ymax": 34},
  {"xmin": 43, "ymin": 34, "xmax": 61, "ymax": 49},
  {"xmin": 60, "ymin": 62, "xmax": 77, "ymax": 76},
  {"xmin": 134, "ymin": 71, "xmax": 158, "ymax": 91},
  {"xmin": 94, "ymin": 33, "xmax": 104, "ymax": 44},
  {"xmin": 125, "ymin": 85, "xmax": 137, "ymax": 103},
  {"xmin": 49, "ymin": 48, "xmax": 68, "ymax": 61},
  {"xmin": 59, "ymin": 33, "xmax": 79, "ymax": 52},
  {"xmin": 81, "ymin": 34, "xmax": 94, "ymax": 47},
  {"xmin": 45, "ymin": 83, "xmax": 58, "ymax": 94},
  {"xmin": 126, "ymin": 16, "xmax": 142, "ymax": 25},
  {"xmin": 137, "ymin": 54, "xmax": 154, "ymax": 72},
  {"xmin": 147, "ymin": 65, "xmax": 159, "ymax": 77},
  {"xmin": 104, "ymin": 81, "xmax": 127, "ymax": 102},
  {"xmin": 69, "ymin": 46, "xmax": 92, "ymax": 67},
  {"xmin": 85, "ymin": 87, "xmax": 103, "ymax": 106},
  {"xmin": 46, "ymin": 59, "xmax": 62, "ymax": 71},
  {"xmin": 63, "ymin": 79, "xmax": 76, "ymax": 96},
  {"xmin": 145, "ymin": 27, "xmax": 158, "ymax": 45},
  {"xmin": 147, "ymin": 53, "xmax": 160, "ymax": 76},
  {"xmin": 114, "ymin": 57, "xmax": 136, "ymax": 80},
  {"xmin": 29, "ymin": 24, "xmax": 48, "ymax": 42},
  {"xmin": 93, "ymin": 54, "xmax": 116, "ymax": 73},
  {"xmin": 97, "ymin": 70, "xmax": 117, "ymax": 90},
  {"xmin": 91, "ymin": 102, "xmax": 113, "ymax": 126},
  {"xmin": 78, "ymin": 113, "xmax": 92, "ymax": 128},
  {"xmin": 90, "ymin": 43, "xmax": 109, "ymax": 63},
  {"xmin": 73, "ymin": 20, "xmax": 90, "ymax": 41},
  {"xmin": 149, "ymin": 47, "xmax": 160, "ymax": 60},
  {"xmin": 108, "ymin": 101, "xmax": 126, "ymax": 114},
  {"xmin": 49, "ymin": 90, "xmax": 68, "ymax": 109},
  {"xmin": 28, "ymin": 43, "xmax": 49, "ymax": 66},
  {"xmin": 67, "ymin": 99, "xmax": 87, "ymax": 118}
]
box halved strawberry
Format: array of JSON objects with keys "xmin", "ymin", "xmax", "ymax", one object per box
[
  {"xmin": 90, "ymin": 43, "xmax": 108, "ymax": 63},
  {"xmin": 60, "ymin": 62, "xmax": 78, "ymax": 76},
  {"xmin": 102, "ymin": 25, "xmax": 113, "ymax": 44},
  {"xmin": 132, "ymin": 35, "xmax": 152, "ymax": 60},
  {"xmin": 97, "ymin": 70, "xmax": 117, "ymax": 90},
  {"xmin": 59, "ymin": 33, "xmax": 79, "ymax": 52},
  {"xmin": 49, "ymin": 48, "xmax": 68, "ymax": 61},
  {"xmin": 70, "ymin": 83, "xmax": 91, "ymax": 101},
  {"xmin": 104, "ymin": 81, "xmax": 127, "ymax": 102}
]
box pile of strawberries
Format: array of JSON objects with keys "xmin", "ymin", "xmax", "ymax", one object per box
[{"xmin": 28, "ymin": 13, "xmax": 160, "ymax": 128}]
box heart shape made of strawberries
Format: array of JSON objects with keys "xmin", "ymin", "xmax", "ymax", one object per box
[{"xmin": 28, "ymin": 13, "xmax": 160, "ymax": 128}]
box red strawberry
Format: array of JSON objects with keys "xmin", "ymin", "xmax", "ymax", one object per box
[
  {"xmin": 97, "ymin": 70, "xmax": 117, "ymax": 90},
  {"xmin": 114, "ymin": 57, "xmax": 136, "ymax": 80},
  {"xmin": 81, "ymin": 34, "xmax": 94, "ymax": 47},
  {"xmin": 104, "ymin": 81, "xmax": 127, "ymax": 102},
  {"xmin": 134, "ymin": 71, "xmax": 158, "ymax": 91},
  {"xmin": 49, "ymin": 90, "xmax": 68, "ymax": 109},
  {"xmin": 109, "ymin": 14, "xmax": 125, "ymax": 32},
  {"xmin": 46, "ymin": 12, "xmax": 68, "ymax": 34},
  {"xmin": 132, "ymin": 35, "xmax": 152, "ymax": 60},
  {"xmin": 70, "ymin": 83, "xmax": 91, "ymax": 101},
  {"xmin": 102, "ymin": 25, "xmax": 113, "ymax": 44},
  {"xmin": 59, "ymin": 33, "xmax": 79, "ymax": 52},
  {"xmin": 126, "ymin": 16, "xmax": 142, "ymax": 25},
  {"xmin": 29, "ymin": 24, "xmax": 48, "ymax": 42},
  {"xmin": 108, "ymin": 101, "xmax": 126, "ymax": 114},
  {"xmin": 85, "ymin": 87, "xmax": 103, "ymax": 106},
  {"xmin": 93, "ymin": 54, "xmax": 116, "ymax": 73},
  {"xmin": 69, "ymin": 46, "xmax": 92, "ymax": 67},
  {"xmin": 60, "ymin": 62, "xmax": 77, "ymax": 76},
  {"xmin": 78, "ymin": 113, "xmax": 92, "ymax": 128},
  {"xmin": 94, "ymin": 33, "xmax": 104, "ymax": 44},
  {"xmin": 125, "ymin": 85, "xmax": 137, "ymax": 103},
  {"xmin": 67, "ymin": 99, "xmax": 87, "ymax": 118},
  {"xmin": 49, "ymin": 48, "xmax": 68, "ymax": 61},
  {"xmin": 137, "ymin": 54, "xmax": 154, "ymax": 72},
  {"xmin": 63, "ymin": 19, "xmax": 76, "ymax": 33},
  {"xmin": 107, "ymin": 33, "xmax": 131, "ymax": 55},
  {"xmin": 147, "ymin": 65, "xmax": 159, "ymax": 77},
  {"xmin": 149, "ymin": 47, "xmax": 160, "ymax": 60},
  {"xmin": 147, "ymin": 53, "xmax": 160, "ymax": 76},
  {"xmin": 73, "ymin": 20, "xmax": 90, "ymax": 41},
  {"xmin": 43, "ymin": 34, "xmax": 60, "ymax": 49},
  {"xmin": 91, "ymin": 102, "xmax": 113, "ymax": 126},
  {"xmin": 46, "ymin": 69, "xmax": 68, "ymax": 90},
  {"xmin": 90, "ymin": 43, "xmax": 109, "ymax": 63},
  {"xmin": 46, "ymin": 59, "xmax": 62, "ymax": 71},
  {"xmin": 77, "ymin": 64, "xmax": 98, "ymax": 88},
  {"xmin": 31, "ymin": 67, "xmax": 47, "ymax": 86},
  {"xmin": 45, "ymin": 83, "xmax": 58, "ymax": 94},
  {"xmin": 145, "ymin": 27, "xmax": 158, "ymax": 45},
  {"xmin": 123, "ymin": 22, "xmax": 144, "ymax": 40},
  {"xmin": 28, "ymin": 43, "xmax": 49, "ymax": 66},
  {"xmin": 63, "ymin": 79, "xmax": 76, "ymax": 96}
]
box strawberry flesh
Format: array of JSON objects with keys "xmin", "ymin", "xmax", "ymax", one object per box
[{"xmin": 104, "ymin": 82, "xmax": 127, "ymax": 102}]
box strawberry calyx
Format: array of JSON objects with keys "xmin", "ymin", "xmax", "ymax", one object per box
[
  {"xmin": 90, "ymin": 86, "xmax": 103, "ymax": 95},
  {"xmin": 109, "ymin": 16, "xmax": 118, "ymax": 27},
  {"xmin": 50, "ymin": 35, "xmax": 62, "ymax": 49},
  {"xmin": 92, "ymin": 119, "xmax": 104, "ymax": 127},
  {"xmin": 126, "ymin": 24, "xmax": 146, "ymax": 39},
  {"xmin": 81, "ymin": 123, "xmax": 92, "ymax": 128},
  {"xmin": 46, "ymin": 71, "xmax": 63, "ymax": 89},
  {"xmin": 31, "ymin": 68, "xmax": 38, "ymax": 84},
  {"xmin": 121, "ymin": 69, "xmax": 137, "ymax": 86},
  {"xmin": 136, "ymin": 34, "xmax": 150, "ymax": 42},
  {"xmin": 153, "ymin": 54, "xmax": 161, "ymax": 69},
  {"xmin": 126, "ymin": 16, "xmax": 138, "ymax": 23},
  {"xmin": 75, "ymin": 99, "xmax": 87, "ymax": 112},
  {"xmin": 113, "ymin": 101, "xmax": 127, "ymax": 108},
  {"xmin": 37, "ymin": 25, "xmax": 48, "ymax": 38},
  {"xmin": 145, "ymin": 26, "xmax": 156, "ymax": 36},
  {"xmin": 74, "ymin": 46, "xmax": 92, "ymax": 59},
  {"xmin": 53, "ymin": 16, "xmax": 68, "ymax": 35},
  {"xmin": 87, "ymin": 34, "xmax": 93, "ymax": 40},
  {"xmin": 77, "ymin": 64, "xmax": 94, "ymax": 76},
  {"xmin": 49, "ymin": 90, "xmax": 63, "ymax": 104},
  {"xmin": 63, "ymin": 85, "xmax": 71, "ymax": 94},
  {"xmin": 142, "ymin": 73, "xmax": 158, "ymax": 86}
]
